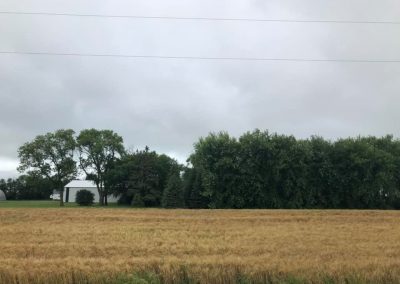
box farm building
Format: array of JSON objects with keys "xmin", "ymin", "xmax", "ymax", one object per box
[
  {"xmin": 63, "ymin": 180, "xmax": 119, "ymax": 203},
  {"xmin": 0, "ymin": 190, "xmax": 6, "ymax": 201}
]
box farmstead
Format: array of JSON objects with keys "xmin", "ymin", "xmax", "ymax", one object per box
[{"xmin": 63, "ymin": 180, "xmax": 119, "ymax": 204}]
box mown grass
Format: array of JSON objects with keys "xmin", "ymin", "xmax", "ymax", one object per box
[
  {"xmin": 0, "ymin": 207, "xmax": 399, "ymax": 283},
  {"xmin": 0, "ymin": 200, "xmax": 121, "ymax": 208},
  {"xmin": 0, "ymin": 200, "xmax": 75, "ymax": 208}
]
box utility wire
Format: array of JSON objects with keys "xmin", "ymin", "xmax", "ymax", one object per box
[
  {"xmin": 0, "ymin": 11, "xmax": 400, "ymax": 25},
  {"xmin": 1, "ymin": 51, "xmax": 399, "ymax": 63}
]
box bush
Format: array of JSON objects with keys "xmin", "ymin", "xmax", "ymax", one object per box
[
  {"xmin": 118, "ymin": 193, "xmax": 133, "ymax": 205},
  {"xmin": 76, "ymin": 189, "xmax": 95, "ymax": 206},
  {"xmin": 131, "ymin": 193, "xmax": 145, "ymax": 208}
]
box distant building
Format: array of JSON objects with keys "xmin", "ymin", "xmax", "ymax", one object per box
[
  {"xmin": 50, "ymin": 190, "xmax": 61, "ymax": 200},
  {"xmin": 0, "ymin": 190, "xmax": 6, "ymax": 201},
  {"xmin": 63, "ymin": 180, "xmax": 119, "ymax": 203}
]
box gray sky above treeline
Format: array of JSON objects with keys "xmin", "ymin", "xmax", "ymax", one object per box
[{"xmin": 1, "ymin": 0, "xmax": 400, "ymax": 178}]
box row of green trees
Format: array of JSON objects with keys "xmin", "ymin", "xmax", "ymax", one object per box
[
  {"xmin": 14, "ymin": 128, "xmax": 400, "ymax": 209},
  {"xmin": 16, "ymin": 128, "xmax": 183, "ymax": 207},
  {"xmin": 187, "ymin": 130, "xmax": 400, "ymax": 209},
  {"xmin": 0, "ymin": 175, "xmax": 53, "ymax": 200}
]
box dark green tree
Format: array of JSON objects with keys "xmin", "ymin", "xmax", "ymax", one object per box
[
  {"xmin": 77, "ymin": 129, "xmax": 125, "ymax": 206},
  {"xmin": 0, "ymin": 176, "xmax": 54, "ymax": 200},
  {"xmin": 106, "ymin": 148, "xmax": 181, "ymax": 207},
  {"xmin": 131, "ymin": 193, "xmax": 145, "ymax": 208},
  {"xmin": 162, "ymin": 174, "xmax": 184, "ymax": 208},
  {"xmin": 126, "ymin": 148, "xmax": 160, "ymax": 207},
  {"xmin": 18, "ymin": 129, "xmax": 77, "ymax": 206},
  {"xmin": 189, "ymin": 132, "xmax": 241, "ymax": 208},
  {"xmin": 184, "ymin": 169, "xmax": 209, "ymax": 209},
  {"xmin": 304, "ymin": 136, "xmax": 335, "ymax": 208}
]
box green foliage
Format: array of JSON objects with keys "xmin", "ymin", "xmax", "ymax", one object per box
[
  {"xmin": 0, "ymin": 175, "xmax": 53, "ymax": 200},
  {"xmin": 126, "ymin": 148, "xmax": 160, "ymax": 207},
  {"xmin": 131, "ymin": 193, "xmax": 145, "ymax": 208},
  {"xmin": 187, "ymin": 130, "xmax": 400, "ymax": 209},
  {"xmin": 189, "ymin": 132, "xmax": 241, "ymax": 208},
  {"xmin": 162, "ymin": 174, "xmax": 184, "ymax": 208},
  {"xmin": 183, "ymin": 168, "xmax": 209, "ymax": 209},
  {"xmin": 77, "ymin": 129, "xmax": 125, "ymax": 206},
  {"xmin": 13, "ymin": 128, "xmax": 400, "ymax": 210},
  {"xmin": 75, "ymin": 189, "xmax": 95, "ymax": 206},
  {"xmin": 106, "ymin": 147, "xmax": 182, "ymax": 207},
  {"xmin": 17, "ymin": 129, "xmax": 77, "ymax": 206}
]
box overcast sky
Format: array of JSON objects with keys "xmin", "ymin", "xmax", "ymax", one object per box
[{"xmin": 1, "ymin": 0, "xmax": 400, "ymax": 178}]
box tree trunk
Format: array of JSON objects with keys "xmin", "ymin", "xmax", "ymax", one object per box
[
  {"xmin": 105, "ymin": 194, "xmax": 108, "ymax": 206},
  {"xmin": 99, "ymin": 192, "xmax": 104, "ymax": 206},
  {"xmin": 59, "ymin": 188, "xmax": 64, "ymax": 207}
]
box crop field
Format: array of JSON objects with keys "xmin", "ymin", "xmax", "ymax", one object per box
[{"xmin": 0, "ymin": 207, "xmax": 400, "ymax": 284}]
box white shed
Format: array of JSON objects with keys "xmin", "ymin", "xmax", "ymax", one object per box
[{"xmin": 64, "ymin": 180, "xmax": 119, "ymax": 203}]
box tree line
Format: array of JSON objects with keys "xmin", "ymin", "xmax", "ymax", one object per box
[
  {"xmin": 0, "ymin": 175, "xmax": 53, "ymax": 200},
  {"xmin": 188, "ymin": 130, "xmax": 400, "ymax": 209},
  {"xmin": 11, "ymin": 128, "xmax": 400, "ymax": 209}
]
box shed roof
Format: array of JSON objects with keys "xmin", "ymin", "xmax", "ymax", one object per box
[{"xmin": 64, "ymin": 180, "xmax": 97, "ymax": 188}]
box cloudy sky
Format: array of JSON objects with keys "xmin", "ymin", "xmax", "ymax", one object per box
[{"xmin": 1, "ymin": 0, "xmax": 400, "ymax": 178}]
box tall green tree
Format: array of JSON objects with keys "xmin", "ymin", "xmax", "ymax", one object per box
[
  {"xmin": 77, "ymin": 129, "xmax": 125, "ymax": 206},
  {"xmin": 189, "ymin": 132, "xmax": 241, "ymax": 208},
  {"xmin": 18, "ymin": 129, "xmax": 77, "ymax": 206},
  {"xmin": 162, "ymin": 174, "xmax": 185, "ymax": 208},
  {"xmin": 106, "ymin": 147, "xmax": 181, "ymax": 207},
  {"xmin": 126, "ymin": 148, "xmax": 160, "ymax": 206},
  {"xmin": 304, "ymin": 136, "xmax": 335, "ymax": 208},
  {"xmin": 183, "ymin": 168, "xmax": 209, "ymax": 209}
]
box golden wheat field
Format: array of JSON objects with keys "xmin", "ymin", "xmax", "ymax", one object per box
[{"xmin": 0, "ymin": 208, "xmax": 400, "ymax": 284}]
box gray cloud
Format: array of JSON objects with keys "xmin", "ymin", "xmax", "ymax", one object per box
[{"xmin": 1, "ymin": 0, "xmax": 400, "ymax": 177}]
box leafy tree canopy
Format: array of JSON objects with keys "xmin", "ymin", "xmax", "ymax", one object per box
[{"xmin": 18, "ymin": 129, "xmax": 77, "ymax": 206}]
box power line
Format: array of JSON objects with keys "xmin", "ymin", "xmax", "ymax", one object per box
[
  {"xmin": 0, "ymin": 11, "xmax": 400, "ymax": 25},
  {"xmin": 1, "ymin": 51, "xmax": 399, "ymax": 63}
]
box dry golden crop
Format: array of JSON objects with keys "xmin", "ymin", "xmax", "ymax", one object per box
[{"xmin": 0, "ymin": 208, "xmax": 400, "ymax": 283}]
